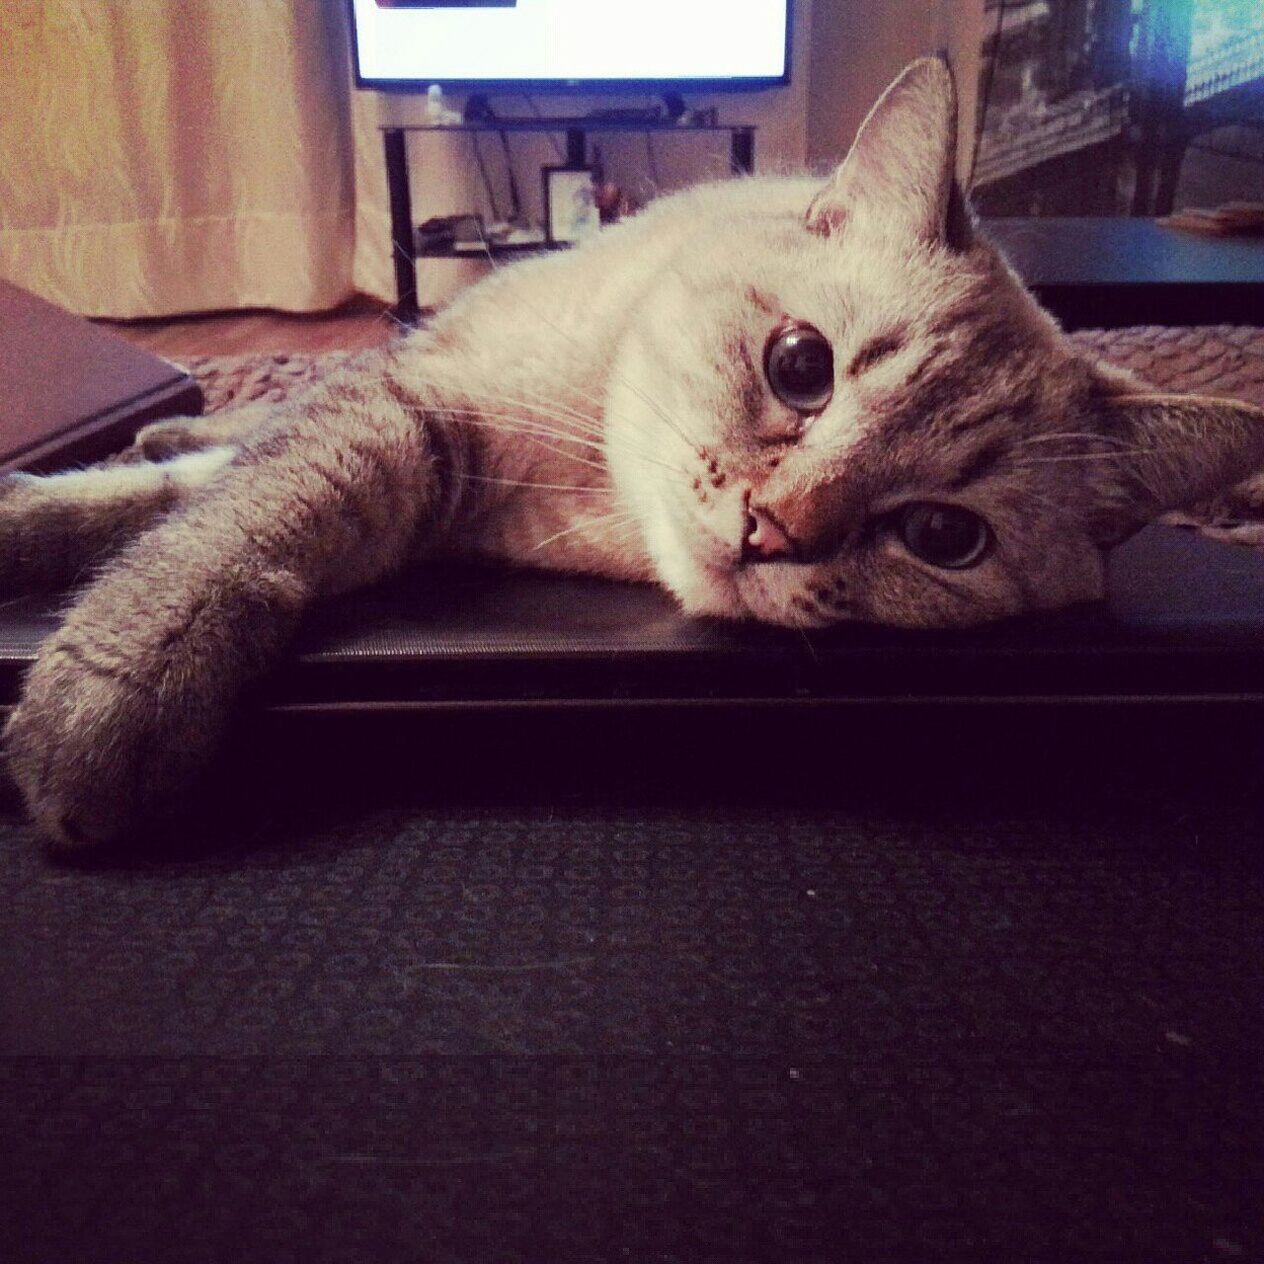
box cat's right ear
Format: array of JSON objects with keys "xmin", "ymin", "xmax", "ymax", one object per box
[
  {"xmin": 1086, "ymin": 392, "xmax": 1264, "ymax": 545},
  {"xmin": 807, "ymin": 56, "xmax": 973, "ymax": 250}
]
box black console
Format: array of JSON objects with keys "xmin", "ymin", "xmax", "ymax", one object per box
[{"xmin": 3, "ymin": 526, "xmax": 1263, "ymax": 715}]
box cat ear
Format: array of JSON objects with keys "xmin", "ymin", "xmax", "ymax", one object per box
[
  {"xmin": 1087, "ymin": 393, "xmax": 1264, "ymax": 544},
  {"xmin": 807, "ymin": 56, "xmax": 968, "ymax": 248}
]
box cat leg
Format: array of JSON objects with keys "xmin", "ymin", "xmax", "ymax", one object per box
[
  {"xmin": 4, "ymin": 375, "xmax": 459, "ymax": 848},
  {"xmin": 0, "ymin": 447, "xmax": 235, "ymax": 593}
]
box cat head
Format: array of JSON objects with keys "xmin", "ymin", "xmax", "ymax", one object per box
[{"xmin": 606, "ymin": 57, "xmax": 1264, "ymax": 628}]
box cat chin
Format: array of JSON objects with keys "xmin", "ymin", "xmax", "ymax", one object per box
[
  {"xmin": 671, "ymin": 559, "xmax": 836, "ymax": 629},
  {"xmin": 628, "ymin": 478, "xmax": 828, "ymax": 626},
  {"xmin": 622, "ymin": 486, "xmax": 743, "ymax": 618},
  {"xmin": 643, "ymin": 515, "xmax": 822, "ymax": 626},
  {"xmin": 734, "ymin": 572, "xmax": 841, "ymax": 630},
  {"xmin": 641, "ymin": 506, "xmax": 845, "ymax": 628},
  {"xmin": 656, "ymin": 554, "xmax": 748, "ymax": 621}
]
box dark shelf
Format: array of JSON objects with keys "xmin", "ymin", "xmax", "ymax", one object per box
[
  {"xmin": 416, "ymin": 239, "xmax": 571, "ymax": 259},
  {"xmin": 384, "ymin": 119, "xmax": 757, "ymax": 321},
  {"xmin": 380, "ymin": 119, "xmax": 755, "ymax": 135},
  {"xmin": 984, "ymin": 217, "xmax": 1264, "ymax": 328}
]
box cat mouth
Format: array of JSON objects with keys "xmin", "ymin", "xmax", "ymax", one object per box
[
  {"xmin": 732, "ymin": 565, "xmax": 794, "ymax": 625},
  {"xmin": 696, "ymin": 552, "xmax": 815, "ymax": 626},
  {"xmin": 692, "ymin": 555, "xmax": 746, "ymax": 614}
]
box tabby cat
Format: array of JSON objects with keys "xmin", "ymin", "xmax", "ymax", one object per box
[{"xmin": 4, "ymin": 58, "xmax": 1264, "ymax": 848}]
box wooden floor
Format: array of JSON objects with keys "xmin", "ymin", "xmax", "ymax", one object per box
[{"xmin": 95, "ymin": 297, "xmax": 402, "ymax": 358}]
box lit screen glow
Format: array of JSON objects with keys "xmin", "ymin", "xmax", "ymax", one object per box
[{"xmin": 351, "ymin": 0, "xmax": 790, "ymax": 85}]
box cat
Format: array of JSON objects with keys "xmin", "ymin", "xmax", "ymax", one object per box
[{"xmin": 4, "ymin": 57, "xmax": 1264, "ymax": 849}]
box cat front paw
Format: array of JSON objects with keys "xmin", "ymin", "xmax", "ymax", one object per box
[{"xmin": 4, "ymin": 636, "xmax": 204, "ymax": 849}]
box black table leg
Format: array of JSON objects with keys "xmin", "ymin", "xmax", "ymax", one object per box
[
  {"xmin": 384, "ymin": 129, "xmax": 420, "ymax": 325},
  {"xmin": 1153, "ymin": 135, "xmax": 1191, "ymax": 218},
  {"xmin": 731, "ymin": 127, "xmax": 755, "ymax": 176}
]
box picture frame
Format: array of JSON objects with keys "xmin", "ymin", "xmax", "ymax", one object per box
[{"xmin": 543, "ymin": 166, "xmax": 601, "ymax": 247}]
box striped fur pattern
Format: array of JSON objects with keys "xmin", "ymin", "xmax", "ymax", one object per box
[{"xmin": 5, "ymin": 58, "xmax": 1264, "ymax": 848}]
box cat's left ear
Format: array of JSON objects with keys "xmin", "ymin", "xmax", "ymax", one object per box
[
  {"xmin": 1087, "ymin": 392, "xmax": 1264, "ymax": 544},
  {"xmin": 807, "ymin": 55, "xmax": 974, "ymax": 249}
]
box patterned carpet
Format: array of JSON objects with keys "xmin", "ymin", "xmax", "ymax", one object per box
[
  {"xmin": 1071, "ymin": 325, "xmax": 1264, "ymax": 407},
  {"xmin": 2, "ymin": 328, "xmax": 1262, "ymax": 1263}
]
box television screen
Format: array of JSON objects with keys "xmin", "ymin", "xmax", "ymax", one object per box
[{"xmin": 350, "ymin": 0, "xmax": 792, "ymax": 90}]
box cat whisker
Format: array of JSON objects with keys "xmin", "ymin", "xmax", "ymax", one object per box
[
  {"xmin": 1015, "ymin": 432, "xmax": 1138, "ymax": 448},
  {"xmin": 456, "ymin": 387, "xmax": 605, "ymax": 437},
  {"xmin": 470, "ymin": 223, "xmax": 504, "ymax": 271},
  {"xmin": 542, "ymin": 342, "xmax": 698, "ymax": 453},
  {"xmin": 432, "ymin": 405, "xmax": 609, "ymax": 451},
  {"xmin": 1014, "ymin": 450, "xmax": 1151, "ymax": 466},
  {"xmin": 376, "ymin": 306, "xmax": 414, "ymax": 337},
  {"xmin": 454, "ymin": 419, "xmax": 611, "ymax": 473},
  {"xmin": 546, "ymin": 373, "xmax": 701, "ymax": 452},
  {"xmin": 391, "ymin": 238, "xmax": 418, "ymax": 269},
  {"xmin": 437, "ymin": 407, "xmax": 592, "ymax": 436},
  {"xmin": 533, "ymin": 511, "xmax": 640, "ymax": 552},
  {"xmin": 493, "ymin": 370, "xmax": 702, "ymax": 463},
  {"xmin": 465, "ymin": 222, "xmax": 702, "ymax": 455},
  {"xmin": 437, "ymin": 396, "xmax": 679, "ymax": 470},
  {"xmin": 460, "ymin": 474, "xmax": 611, "ymax": 495},
  {"xmin": 603, "ymin": 380, "xmax": 703, "ymax": 456},
  {"xmin": 447, "ymin": 411, "xmax": 687, "ymax": 477},
  {"xmin": 438, "ymin": 408, "xmax": 603, "ymax": 447},
  {"xmin": 1011, "ymin": 490, "xmax": 1079, "ymax": 521},
  {"xmin": 506, "ymin": 377, "xmax": 608, "ymax": 426}
]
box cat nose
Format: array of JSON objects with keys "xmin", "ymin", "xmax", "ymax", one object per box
[{"xmin": 742, "ymin": 506, "xmax": 796, "ymax": 563}]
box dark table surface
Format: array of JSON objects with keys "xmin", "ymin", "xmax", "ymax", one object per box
[{"xmin": 984, "ymin": 218, "xmax": 1264, "ymax": 329}]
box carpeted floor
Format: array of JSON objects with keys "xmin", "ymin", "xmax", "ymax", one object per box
[
  {"xmin": 2, "ymin": 327, "xmax": 1263, "ymax": 1263},
  {"xmin": 2, "ymin": 710, "xmax": 1261, "ymax": 1263}
]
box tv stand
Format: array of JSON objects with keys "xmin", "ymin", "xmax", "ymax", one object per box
[
  {"xmin": 382, "ymin": 117, "xmax": 757, "ymax": 323},
  {"xmin": 464, "ymin": 93, "xmax": 689, "ymax": 129},
  {"xmin": 583, "ymin": 106, "xmax": 666, "ymax": 125}
]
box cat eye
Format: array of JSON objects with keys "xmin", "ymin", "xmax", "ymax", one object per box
[
  {"xmin": 898, "ymin": 502, "xmax": 991, "ymax": 570},
  {"xmin": 764, "ymin": 322, "xmax": 834, "ymax": 415}
]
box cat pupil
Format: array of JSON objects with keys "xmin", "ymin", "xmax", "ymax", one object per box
[{"xmin": 764, "ymin": 324, "xmax": 834, "ymax": 413}]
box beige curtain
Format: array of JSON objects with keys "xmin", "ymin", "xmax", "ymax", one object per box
[{"xmin": 0, "ymin": 0, "xmax": 386, "ymax": 318}]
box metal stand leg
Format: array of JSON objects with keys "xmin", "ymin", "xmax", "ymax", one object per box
[
  {"xmin": 384, "ymin": 129, "xmax": 420, "ymax": 325},
  {"xmin": 1131, "ymin": 134, "xmax": 1160, "ymax": 216},
  {"xmin": 1153, "ymin": 136, "xmax": 1190, "ymax": 217},
  {"xmin": 731, "ymin": 128, "xmax": 755, "ymax": 176}
]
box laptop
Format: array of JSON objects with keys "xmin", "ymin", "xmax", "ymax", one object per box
[{"xmin": 0, "ymin": 279, "xmax": 202, "ymax": 475}]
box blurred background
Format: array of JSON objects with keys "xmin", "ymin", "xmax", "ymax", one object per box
[
  {"xmin": 972, "ymin": 0, "xmax": 1264, "ymax": 216},
  {"xmin": 1, "ymin": 1, "xmax": 1258, "ymax": 324}
]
